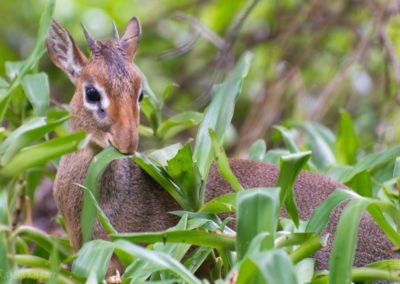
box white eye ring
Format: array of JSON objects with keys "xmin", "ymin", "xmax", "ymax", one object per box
[{"xmin": 82, "ymin": 82, "xmax": 110, "ymax": 111}]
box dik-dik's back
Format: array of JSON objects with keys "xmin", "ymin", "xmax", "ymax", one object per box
[{"xmin": 47, "ymin": 17, "xmax": 397, "ymax": 277}]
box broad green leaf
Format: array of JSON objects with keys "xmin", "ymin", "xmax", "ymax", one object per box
[
  {"xmin": 72, "ymin": 240, "xmax": 114, "ymax": 282},
  {"xmin": 1, "ymin": 116, "xmax": 71, "ymax": 165},
  {"xmin": 5, "ymin": 61, "xmax": 24, "ymax": 80},
  {"xmin": 274, "ymin": 126, "xmax": 300, "ymax": 153},
  {"xmin": 263, "ymin": 149, "xmax": 289, "ymax": 164},
  {"xmin": 209, "ymin": 129, "xmax": 243, "ymax": 192},
  {"xmin": 81, "ymin": 146, "xmax": 126, "ymax": 243},
  {"xmin": 393, "ymin": 156, "xmax": 400, "ymax": 179},
  {"xmin": 0, "ymin": 131, "xmax": 85, "ymax": 185},
  {"xmin": 236, "ymin": 187, "xmax": 280, "ymax": 261},
  {"xmin": 291, "ymin": 122, "xmax": 336, "ymax": 169},
  {"xmin": 110, "ymin": 230, "xmax": 235, "ymax": 250},
  {"xmin": 340, "ymin": 145, "xmax": 400, "ymax": 183},
  {"xmin": 248, "ymin": 139, "xmax": 266, "ymax": 161},
  {"xmin": 162, "ymin": 83, "xmax": 178, "ymax": 102},
  {"xmin": 334, "ymin": 109, "xmax": 359, "ymax": 165},
  {"xmin": 22, "ymin": 73, "xmax": 50, "ymax": 116},
  {"xmin": 0, "ymin": 0, "xmax": 54, "ymax": 122},
  {"xmin": 134, "ymin": 64, "xmax": 161, "ymax": 131},
  {"xmin": 147, "ymin": 142, "xmax": 183, "ymax": 166},
  {"xmin": 0, "ymin": 77, "xmax": 9, "ymax": 88},
  {"xmin": 132, "ymin": 153, "xmax": 186, "ymax": 208},
  {"xmin": 276, "ymin": 151, "xmax": 311, "ymax": 227},
  {"xmin": 252, "ymin": 249, "xmax": 297, "ymax": 284},
  {"xmin": 113, "ymin": 240, "xmax": 202, "ymax": 284},
  {"xmin": 199, "ymin": 193, "xmax": 237, "ymax": 214},
  {"xmin": 346, "ymin": 170, "xmax": 372, "ymax": 197},
  {"xmin": 194, "ymin": 51, "xmax": 252, "ymax": 177},
  {"xmin": 11, "ymin": 226, "xmax": 72, "ymax": 260},
  {"xmin": 80, "ymin": 185, "xmax": 117, "ymax": 234},
  {"xmin": 306, "ymin": 189, "xmax": 356, "ymax": 233},
  {"xmin": 236, "ymin": 257, "xmax": 259, "ymax": 284},
  {"xmin": 157, "ymin": 111, "xmax": 203, "ymax": 140},
  {"xmin": 328, "ymin": 199, "xmax": 371, "ymax": 284},
  {"xmin": 165, "ymin": 142, "xmax": 203, "ymax": 211},
  {"xmin": 295, "ymin": 258, "xmax": 315, "ymax": 284}
]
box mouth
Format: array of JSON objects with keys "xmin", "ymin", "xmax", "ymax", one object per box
[{"xmin": 107, "ymin": 139, "xmax": 135, "ymax": 156}]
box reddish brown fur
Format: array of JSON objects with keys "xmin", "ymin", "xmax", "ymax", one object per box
[{"xmin": 47, "ymin": 18, "xmax": 397, "ymax": 282}]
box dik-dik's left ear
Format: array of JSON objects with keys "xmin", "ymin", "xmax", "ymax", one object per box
[
  {"xmin": 46, "ymin": 19, "xmax": 88, "ymax": 85},
  {"xmin": 120, "ymin": 17, "xmax": 141, "ymax": 62}
]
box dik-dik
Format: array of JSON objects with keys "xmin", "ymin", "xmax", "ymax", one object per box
[{"xmin": 47, "ymin": 17, "xmax": 397, "ymax": 278}]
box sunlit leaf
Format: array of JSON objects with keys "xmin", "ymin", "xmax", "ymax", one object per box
[{"xmin": 194, "ymin": 51, "xmax": 252, "ymax": 177}]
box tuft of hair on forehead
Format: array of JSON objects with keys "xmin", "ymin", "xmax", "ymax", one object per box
[{"xmin": 90, "ymin": 40, "xmax": 134, "ymax": 90}]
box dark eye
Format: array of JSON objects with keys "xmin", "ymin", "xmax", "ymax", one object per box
[
  {"xmin": 85, "ymin": 87, "xmax": 100, "ymax": 103},
  {"xmin": 138, "ymin": 90, "xmax": 144, "ymax": 103}
]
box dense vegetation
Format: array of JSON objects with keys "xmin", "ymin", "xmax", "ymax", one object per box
[{"xmin": 2, "ymin": 0, "xmax": 400, "ymax": 283}]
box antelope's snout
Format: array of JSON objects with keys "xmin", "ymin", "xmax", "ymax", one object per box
[{"xmin": 109, "ymin": 113, "xmax": 139, "ymax": 155}]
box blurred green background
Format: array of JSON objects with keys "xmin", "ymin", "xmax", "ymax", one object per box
[{"xmin": 2, "ymin": 0, "xmax": 400, "ymax": 157}]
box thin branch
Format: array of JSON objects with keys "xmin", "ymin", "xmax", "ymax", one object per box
[{"xmin": 174, "ymin": 12, "xmax": 227, "ymax": 49}]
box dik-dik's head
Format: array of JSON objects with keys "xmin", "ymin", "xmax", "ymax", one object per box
[{"xmin": 46, "ymin": 18, "xmax": 142, "ymax": 154}]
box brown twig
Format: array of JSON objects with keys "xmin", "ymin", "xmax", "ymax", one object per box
[{"xmin": 174, "ymin": 12, "xmax": 227, "ymax": 49}]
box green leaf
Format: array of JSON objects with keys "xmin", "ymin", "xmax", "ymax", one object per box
[
  {"xmin": 334, "ymin": 109, "xmax": 359, "ymax": 165},
  {"xmin": 0, "ymin": 0, "xmax": 54, "ymax": 122},
  {"xmin": 1, "ymin": 116, "xmax": 71, "ymax": 165},
  {"xmin": 199, "ymin": 193, "xmax": 237, "ymax": 214},
  {"xmin": 147, "ymin": 142, "xmax": 183, "ymax": 166},
  {"xmin": 328, "ymin": 199, "xmax": 371, "ymax": 284},
  {"xmin": 291, "ymin": 122, "xmax": 336, "ymax": 169},
  {"xmin": 132, "ymin": 152, "xmax": 186, "ymax": 207},
  {"xmin": 306, "ymin": 189, "xmax": 356, "ymax": 233},
  {"xmin": 209, "ymin": 128, "xmax": 243, "ymax": 192},
  {"xmin": 194, "ymin": 51, "xmax": 252, "ymax": 177},
  {"xmin": 346, "ymin": 170, "xmax": 372, "ymax": 197},
  {"xmin": 295, "ymin": 258, "xmax": 315, "ymax": 284},
  {"xmin": 22, "ymin": 73, "xmax": 50, "ymax": 116},
  {"xmin": 274, "ymin": 126, "xmax": 300, "ymax": 153},
  {"xmin": 5, "ymin": 61, "xmax": 24, "ymax": 80},
  {"xmin": 80, "ymin": 185, "xmax": 117, "ymax": 234},
  {"xmin": 110, "ymin": 230, "xmax": 235, "ymax": 250},
  {"xmin": 165, "ymin": 142, "xmax": 203, "ymax": 211},
  {"xmin": 263, "ymin": 149, "xmax": 289, "ymax": 164},
  {"xmin": 81, "ymin": 146, "xmax": 127, "ymax": 244},
  {"xmin": 248, "ymin": 139, "xmax": 266, "ymax": 162},
  {"xmin": 11, "ymin": 226, "xmax": 73, "ymax": 260},
  {"xmin": 113, "ymin": 240, "xmax": 202, "ymax": 284},
  {"xmin": 276, "ymin": 151, "xmax": 311, "ymax": 227},
  {"xmin": 134, "ymin": 63, "xmax": 161, "ymax": 131},
  {"xmin": 72, "ymin": 240, "xmax": 114, "ymax": 282},
  {"xmin": 339, "ymin": 145, "xmax": 400, "ymax": 183},
  {"xmin": 252, "ymin": 249, "xmax": 297, "ymax": 284},
  {"xmin": 0, "ymin": 131, "xmax": 85, "ymax": 185},
  {"xmin": 236, "ymin": 187, "xmax": 280, "ymax": 261},
  {"xmin": 161, "ymin": 82, "xmax": 178, "ymax": 102},
  {"xmin": 157, "ymin": 111, "xmax": 203, "ymax": 140}
]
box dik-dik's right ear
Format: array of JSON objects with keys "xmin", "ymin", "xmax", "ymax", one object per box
[{"xmin": 46, "ymin": 19, "xmax": 88, "ymax": 85}]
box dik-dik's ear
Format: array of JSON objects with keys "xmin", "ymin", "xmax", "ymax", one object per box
[
  {"xmin": 121, "ymin": 17, "xmax": 141, "ymax": 62},
  {"xmin": 46, "ymin": 19, "xmax": 88, "ymax": 85}
]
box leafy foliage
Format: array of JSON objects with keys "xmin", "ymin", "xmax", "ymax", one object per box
[{"xmin": 2, "ymin": 1, "xmax": 400, "ymax": 283}]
